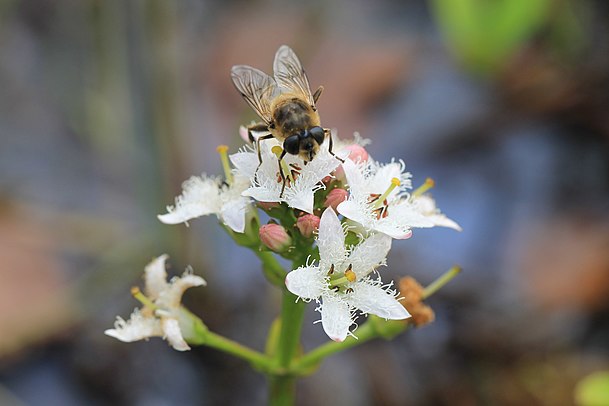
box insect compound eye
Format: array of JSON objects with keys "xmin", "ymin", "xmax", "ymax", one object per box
[
  {"xmin": 283, "ymin": 134, "xmax": 300, "ymax": 155},
  {"xmin": 309, "ymin": 126, "xmax": 325, "ymax": 145}
]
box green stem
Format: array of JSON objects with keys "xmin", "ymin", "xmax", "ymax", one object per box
[
  {"xmin": 423, "ymin": 265, "xmax": 462, "ymax": 299},
  {"xmin": 292, "ymin": 321, "xmax": 379, "ymax": 373},
  {"xmin": 268, "ymin": 257, "xmax": 308, "ymax": 405},
  {"xmin": 275, "ymin": 291, "xmax": 306, "ymax": 368},
  {"xmin": 269, "ymin": 376, "xmax": 296, "ymax": 406},
  {"xmin": 202, "ymin": 330, "xmax": 271, "ymax": 371},
  {"xmin": 255, "ymin": 251, "xmax": 287, "ymax": 287}
]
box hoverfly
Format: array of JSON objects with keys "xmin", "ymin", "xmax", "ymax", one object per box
[{"xmin": 231, "ymin": 45, "xmax": 343, "ymax": 196}]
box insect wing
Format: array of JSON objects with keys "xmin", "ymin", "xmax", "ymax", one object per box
[
  {"xmin": 273, "ymin": 45, "xmax": 315, "ymax": 106},
  {"xmin": 231, "ymin": 65, "xmax": 276, "ymax": 124}
]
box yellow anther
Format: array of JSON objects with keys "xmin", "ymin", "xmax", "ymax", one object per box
[
  {"xmin": 216, "ymin": 144, "xmax": 233, "ymax": 185},
  {"xmin": 391, "ymin": 177, "xmax": 401, "ymax": 187},
  {"xmin": 271, "ymin": 145, "xmax": 283, "ymax": 158},
  {"xmin": 412, "ymin": 177, "xmax": 435, "ymax": 198},
  {"xmin": 345, "ymin": 265, "xmax": 356, "ymax": 282}
]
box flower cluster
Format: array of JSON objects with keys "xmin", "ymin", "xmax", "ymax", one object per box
[{"xmin": 150, "ymin": 132, "xmax": 460, "ymax": 342}]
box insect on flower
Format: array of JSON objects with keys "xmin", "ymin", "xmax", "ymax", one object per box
[{"xmin": 231, "ymin": 45, "xmax": 343, "ymax": 196}]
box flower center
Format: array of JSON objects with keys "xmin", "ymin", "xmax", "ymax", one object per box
[
  {"xmin": 327, "ymin": 264, "xmax": 356, "ymax": 292},
  {"xmin": 368, "ymin": 177, "xmax": 400, "ymax": 219},
  {"xmin": 216, "ymin": 145, "xmax": 234, "ymax": 185},
  {"xmin": 411, "ymin": 177, "xmax": 434, "ymax": 198}
]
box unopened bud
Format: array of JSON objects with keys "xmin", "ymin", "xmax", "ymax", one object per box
[
  {"xmin": 324, "ymin": 188, "xmax": 348, "ymax": 210},
  {"xmin": 259, "ymin": 223, "xmax": 292, "ymax": 252},
  {"xmin": 296, "ymin": 214, "xmax": 320, "ymax": 238},
  {"xmin": 344, "ymin": 144, "xmax": 369, "ymax": 163},
  {"xmin": 334, "ymin": 144, "xmax": 369, "ymax": 179},
  {"xmin": 398, "ymin": 276, "xmax": 435, "ymax": 327}
]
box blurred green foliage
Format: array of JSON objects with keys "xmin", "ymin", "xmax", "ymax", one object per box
[
  {"xmin": 430, "ymin": 0, "xmax": 584, "ymax": 74},
  {"xmin": 575, "ymin": 371, "xmax": 609, "ymax": 406}
]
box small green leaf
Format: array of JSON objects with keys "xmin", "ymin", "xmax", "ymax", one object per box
[{"xmin": 575, "ymin": 371, "xmax": 609, "ymax": 406}]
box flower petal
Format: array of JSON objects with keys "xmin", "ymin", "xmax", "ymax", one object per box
[
  {"xmin": 161, "ymin": 317, "xmax": 190, "ymax": 351},
  {"xmin": 348, "ymin": 281, "xmax": 410, "ymax": 320},
  {"xmin": 317, "ymin": 208, "xmax": 348, "ymax": 271},
  {"xmin": 285, "ymin": 265, "xmax": 325, "ymax": 300},
  {"xmin": 220, "ymin": 197, "xmax": 249, "ymax": 233},
  {"xmin": 144, "ymin": 254, "xmax": 169, "ymax": 299},
  {"xmin": 414, "ymin": 195, "xmax": 462, "ymax": 231},
  {"xmin": 230, "ymin": 150, "xmax": 259, "ymax": 178},
  {"xmin": 348, "ymin": 233, "xmax": 392, "ymax": 278},
  {"xmin": 320, "ymin": 294, "xmax": 352, "ymax": 342},
  {"xmin": 104, "ymin": 309, "xmax": 162, "ymax": 342},
  {"xmin": 158, "ymin": 176, "xmax": 222, "ymax": 224},
  {"xmin": 159, "ymin": 271, "xmax": 207, "ymax": 310}
]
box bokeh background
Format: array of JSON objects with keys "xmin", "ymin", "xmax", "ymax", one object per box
[{"xmin": 2, "ymin": 0, "xmax": 609, "ymax": 405}]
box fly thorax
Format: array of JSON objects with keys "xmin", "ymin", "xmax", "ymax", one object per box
[{"xmin": 273, "ymin": 98, "xmax": 313, "ymax": 134}]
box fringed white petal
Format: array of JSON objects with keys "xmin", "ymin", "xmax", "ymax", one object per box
[
  {"xmin": 158, "ymin": 176, "xmax": 222, "ymax": 224},
  {"xmin": 144, "ymin": 254, "xmax": 169, "ymax": 299},
  {"xmin": 104, "ymin": 309, "xmax": 162, "ymax": 342},
  {"xmin": 347, "ymin": 233, "xmax": 392, "ymax": 279},
  {"xmin": 349, "ymin": 281, "xmax": 410, "ymax": 320},
  {"xmin": 285, "ymin": 265, "xmax": 326, "ymax": 300},
  {"xmin": 414, "ymin": 195, "xmax": 462, "ymax": 231},
  {"xmin": 320, "ymin": 294, "xmax": 352, "ymax": 342},
  {"xmin": 317, "ymin": 208, "xmax": 348, "ymax": 271},
  {"xmin": 161, "ymin": 317, "xmax": 190, "ymax": 351},
  {"xmin": 220, "ymin": 197, "xmax": 249, "ymax": 233},
  {"xmin": 159, "ymin": 271, "xmax": 206, "ymax": 310}
]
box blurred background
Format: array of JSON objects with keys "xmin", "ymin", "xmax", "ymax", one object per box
[{"xmin": 1, "ymin": 0, "xmax": 609, "ymax": 405}]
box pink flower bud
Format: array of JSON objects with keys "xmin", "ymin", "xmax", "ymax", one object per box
[
  {"xmin": 344, "ymin": 144, "xmax": 369, "ymax": 163},
  {"xmin": 296, "ymin": 214, "xmax": 320, "ymax": 238},
  {"xmin": 324, "ymin": 188, "xmax": 348, "ymax": 210},
  {"xmin": 334, "ymin": 144, "xmax": 369, "ymax": 179},
  {"xmin": 259, "ymin": 224, "xmax": 292, "ymax": 252}
]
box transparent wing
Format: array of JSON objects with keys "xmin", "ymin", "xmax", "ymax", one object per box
[
  {"xmin": 273, "ymin": 45, "xmax": 315, "ymax": 106},
  {"xmin": 231, "ymin": 65, "xmax": 277, "ymax": 124}
]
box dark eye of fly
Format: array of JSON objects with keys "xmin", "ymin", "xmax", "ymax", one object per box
[
  {"xmin": 283, "ymin": 135, "xmax": 300, "ymax": 155},
  {"xmin": 309, "ymin": 126, "xmax": 325, "ymax": 145}
]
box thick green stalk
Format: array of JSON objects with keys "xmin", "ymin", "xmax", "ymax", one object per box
[{"xmin": 268, "ymin": 257, "xmax": 308, "ymax": 406}]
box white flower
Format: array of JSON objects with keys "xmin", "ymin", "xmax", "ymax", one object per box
[
  {"xmin": 285, "ymin": 208, "xmax": 410, "ymax": 342},
  {"xmin": 337, "ymin": 159, "xmax": 436, "ymax": 239},
  {"xmin": 105, "ymin": 255, "xmax": 206, "ymax": 351},
  {"xmin": 230, "ymin": 140, "xmax": 345, "ymax": 213},
  {"xmin": 412, "ymin": 194, "xmax": 462, "ymax": 231},
  {"xmin": 158, "ymin": 174, "xmax": 251, "ymax": 233}
]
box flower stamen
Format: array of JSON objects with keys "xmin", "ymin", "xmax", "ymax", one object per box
[
  {"xmin": 272, "ymin": 146, "xmax": 296, "ymax": 186},
  {"xmin": 344, "ymin": 264, "xmax": 356, "ymax": 282},
  {"xmin": 130, "ymin": 286, "xmax": 158, "ymax": 311},
  {"xmin": 216, "ymin": 145, "xmax": 234, "ymax": 185},
  {"xmin": 412, "ymin": 177, "xmax": 434, "ymax": 198}
]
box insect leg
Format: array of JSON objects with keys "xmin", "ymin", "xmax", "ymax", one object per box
[
  {"xmin": 324, "ymin": 128, "xmax": 345, "ymax": 163},
  {"xmin": 254, "ymin": 134, "xmax": 275, "ymax": 183},
  {"xmin": 277, "ymin": 149, "xmax": 288, "ymax": 198},
  {"xmin": 247, "ymin": 122, "xmax": 270, "ymax": 143},
  {"xmin": 312, "ymin": 86, "xmax": 324, "ymax": 107}
]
